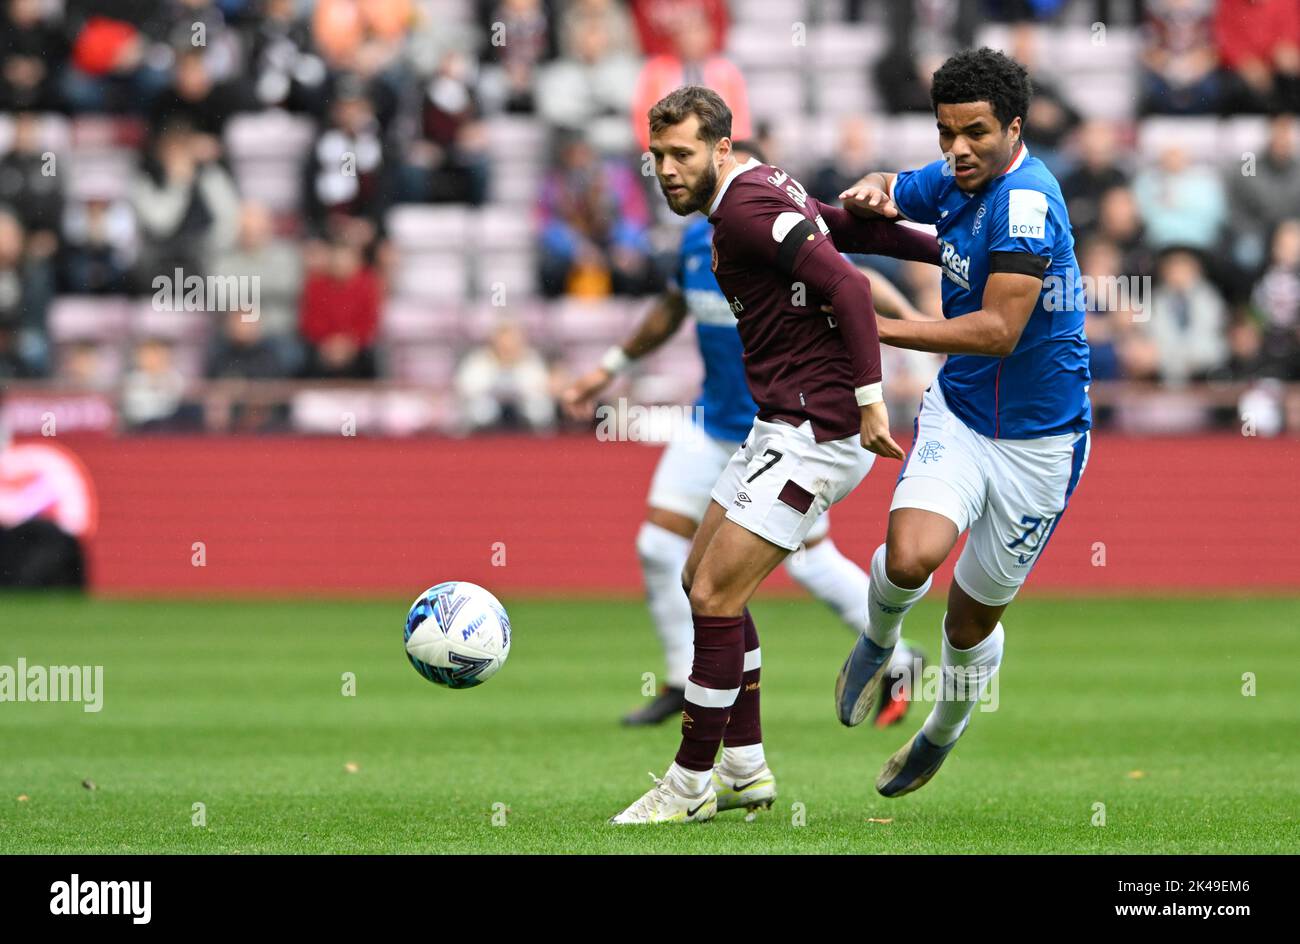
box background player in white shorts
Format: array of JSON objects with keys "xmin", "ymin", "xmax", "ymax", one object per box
[
  {"xmin": 834, "ymin": 48, "xmax": 1093, "ymax": 798},
  {"xmin": 563, "ymin": 143, "xmax": 928, "ymax": 728}
]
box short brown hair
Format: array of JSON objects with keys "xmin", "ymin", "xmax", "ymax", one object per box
[{"xmin": 647, "ymin": 86, "xmax": 732, "ymax": 147}]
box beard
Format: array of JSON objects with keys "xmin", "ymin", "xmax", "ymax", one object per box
[{"xmin": 661, "ymin": 161, "xmax": 718, "ymax": 216}]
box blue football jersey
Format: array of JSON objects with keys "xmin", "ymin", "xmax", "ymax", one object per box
[
  {"xmin": 674, "ymin": 218, "xmax": 758, "ymax": 442},
  {"xmin": 892, "ymin": 145, "xmax": 1092, "ymax": 439}
]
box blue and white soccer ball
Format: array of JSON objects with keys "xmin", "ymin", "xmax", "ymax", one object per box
[{"xmin": 404, "ymin": 581, "xmax": 511, "ymax": 689}]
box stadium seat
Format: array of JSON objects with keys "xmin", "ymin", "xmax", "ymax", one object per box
[
  {"xmin": 381, "ymin": 300, "xmax": 462, "ymax": 344},
  {"xmin": 727, "ymin": 23, "xmax": 807, "ymax": 70},
  {"xmin": 470, "ymin": 250, "xmax": 538, "ymax": 301},
  {"xmin": 745, "ymin": 69, "xmax": 807, "ymax": 122},
  {"xmin": 129, "ymin": 300, "xmax": 211, "ymax": 342},
  {"xmin": 1137, "ymin": 117, "xmax": 1223, "ymax": 162},
  {"xmin": 388, "ymin": 205, "xmax": 472, "ymax": 250},
  {"xmin": 48, "ymin": 297, "xmax": 130, "ymax": 343},
  {"xmin": 808, "ymin": 23, "xmax": 886, "ymax": 71},
  {"xmin": 393, "ymin": 251, "xmax": 471, "ymax": 304}
]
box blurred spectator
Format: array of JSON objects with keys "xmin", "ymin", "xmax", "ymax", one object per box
[
  {"xmin": 478, "ymin": 0, "xmax": 556, "ymax": 114},
  {"xmin": 121, "ymin": 338, "xmax": 191, "ymax": 429},
  {"xmin": 0, "ymin": 0, "xmax": 67, "ymax": 112},
  {"xmin": 0, "ymin": 112, "xmax": 63, "ymax": 257},
  {"xmin": 809, "ymin": 116, "xmax": 876, "ymax": 205},
  {"xmin": 241, "ymin": 0, "xmax": 328, "ymax": 113},
  {"xmin": 537, "ymin": 132, "xmax": 655, "ymax": 298},
  {"xmin": 1227, "ymin": 114, "xmax": 1300, "ymax": 273},
  {"xmin": 875, "ymin": 0, "xmax": 978, "ymax": 114},
  {"xmin": 1097, "ymin": 185, "xmax": 1157, "ymax": 277},
  {"xmin": 558, "ymin": 0, "xmax": 636, "ymax": 59},
  {"xmin": 1140, "ymin": 0, "xmax": 1222, "ymax": 114},
  {"xmin": 207, "ymin": 308, "xmax": 285, "ymax": 379},
  {"xmin": 210, "ymin": 201, "xmax": 304, "ymax": 373},
  {"xmin": 313, "ymin": 0, "xmax": 412, "ymax": 69},
  {"xmin": 402, "ymin": 49, "xmax": 491, "ymax": 204},
  {"xmin": 131, "ymin": 119, "xmax": 241, "ymax": 286},
  {"xmin": 1076, "ymin": 237, "xmax": 1131, "ymax": 381},
  {"xmin": 1246, "ymin": 218, "xmax": 1300, "ymax": 378},
  {"xmin": 0, "ymin": 322, "xmax": 32, "ymax": 378},
  {"xmin": 455, "ymin": 321, "xmax": 555, "ymax": 432},
  {"xmin": 1141, "ymin": 248, "xmax": 1229, "ymax": 383},
  {"xmin": 303, "ymin": 77, "xmax": 389, "ymax": 248},
  {"xmin": 298, "ymin": 240, "xmax": 380, "ymax": 379},
  {"xmin": 631, "ymin": 0, "xmax": 728, "ymax": 58},
  {"xmin": 148, "ymin": 47, "xmax": 245, "ymax": 154},
  {"xmin": 1007, "ymin": 22, "xmax": 1081, "ymax": 172},
  {"xmin": 1214, "ymin": 0, "xmax": 1300, "ymax": 114},
  {"xmin": 631, "ymin": 6, "xmax": 750, "ymax": 153},
  {"xmin": 1132, "ymin": 145, "xmax": 1226, "ymax": 252},
  {"xmin": 537, "ymin": 9, "xmax": 641, "ymax": 156},
  {"xmin": 59, "ymin": 196, "xmax": 137, "ymax": 295},
  {"xmin": 59, "ymin": 340, "xmax": 115, "ymax": 390},
  {"xmin": 62, "ymin": 16, "xmax": 170, "ymax": 114},
  {"xmin": 1061, "ymin": 120, "xmax": 1130, "ymax": 238},
  {"xmin": 0, "ymin": 207, "xmax": 50, "ymax": 376}
]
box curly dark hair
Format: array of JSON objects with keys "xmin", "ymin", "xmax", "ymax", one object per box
[{"xmin": 930, "ymin": 47, "xmax": 1033, "ymax": 132}]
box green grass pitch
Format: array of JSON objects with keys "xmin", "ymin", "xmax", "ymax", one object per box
[{"xmin": 2, "ymin": 594, "xmax": 1297, "ymax": 854}]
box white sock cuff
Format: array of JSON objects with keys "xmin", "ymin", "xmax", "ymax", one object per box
[
  {"xmin": 637, "ymin": 520, "xmax": 692, "ymax": 558},
  {"xmin": 870, "ymin": 543, "xmax": 932, "ymax": 603},
  {"xmin": 720, "ymin": 743, "xmax": 766, "ymax": 777},
  {"xmin": 942, "ymin": 619, "xmax": 1005, "ymax": 666}
]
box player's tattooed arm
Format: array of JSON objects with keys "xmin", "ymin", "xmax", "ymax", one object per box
[
  {"xmin": 877, "ymin": 270, "xmax": 1040, "ymax": 357},
  {"xmin": 560, "ymin": 291, "xmax": 688, "ymax": 419},
  {"xmin": 838, "ymin": 172, "xmax": 898, "ymax": 219}
]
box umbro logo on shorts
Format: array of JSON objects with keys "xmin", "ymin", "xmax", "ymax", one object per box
[{"xmin": 735, "ymin": 492, "xmax": 753, "ymax": 506}]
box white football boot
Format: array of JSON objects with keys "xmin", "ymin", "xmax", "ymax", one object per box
[
  {"xmin": 711, "ymin": 764, "xmax": 777, "ymax": 819},
  {"xmin": 609, "ymin": 771, "xmax": 717, "ymax": 825}
]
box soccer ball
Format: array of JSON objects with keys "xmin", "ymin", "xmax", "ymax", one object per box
[{"xmin": 404, "ymin": 581, "xmax": 511, "ymax": 689}]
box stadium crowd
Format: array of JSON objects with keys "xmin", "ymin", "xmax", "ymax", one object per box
[{"xmin": 0, "ymin": 0, "xmax": 1297, "ymax": 434}]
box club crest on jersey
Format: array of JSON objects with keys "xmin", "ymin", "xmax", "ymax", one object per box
[
  {"xmin": 939, "ymin": 241, "xmax": 971, "ymax": 290},
  {"xmin": 917, "ymin": 441, "xmax": 944, "ymax": 464}
]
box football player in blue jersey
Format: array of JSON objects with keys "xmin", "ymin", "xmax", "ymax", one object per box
[
  {"xmin": 562, "ymin": 140, "xmax": 928, "ymax": 731},
  {"xmin": 833, "ymin": 48, "xmax": 1093, "ymax": 797}
]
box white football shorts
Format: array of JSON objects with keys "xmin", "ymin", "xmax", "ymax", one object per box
[
  {"xmin": 709, "ymin": 416, "xmax": 871, "ymax": 551},
  {"xmin": 892, "ymin": 382, "xmax": 1091, "ymax": 606}
]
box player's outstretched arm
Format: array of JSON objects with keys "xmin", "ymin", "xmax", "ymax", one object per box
[
  {"xmin": 812, "ymin": 199, "xmax": 940, "ymax": 266},
  {"xmin": 877, "ymin": 271, "xmax": 1040, "ymax": 357},
  {"xmin": 839, "ymin": 172, "xmax": 898, "ymax": 219},
  {"xmin": 560, "ymin": 291, "xmax": 689, "ymax": 420}
]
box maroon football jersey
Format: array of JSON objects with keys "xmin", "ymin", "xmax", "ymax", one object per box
[{"xmin": 708, "ymin": 160, "xmax": 938, "ymax": 442}]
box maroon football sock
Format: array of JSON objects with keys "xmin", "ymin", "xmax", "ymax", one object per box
[
  {"xmin": 723, "ymin": 609, "xmax": 762, "ymax": 747},
  {"xmin": 674, "ymin": 613, "xmax": 746, "ymax": 772}
]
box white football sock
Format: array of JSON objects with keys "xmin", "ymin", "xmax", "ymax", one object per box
[
  {"xmin": 667, "ymin": 761, "xmax": 713, "ymax": 798},
  {"xmin": 720, "ymin": 743, "xmax": 766, "ymax": 777},
  {"xmin": 636, "ymin": 521, "xmax": 694, "ymax": 689},
  {"xmin": 922, "ymin": 619, "xmax": 1004, "ymax": 747},
  {"xmin": 784, "ymin": 537, "xmax": 870, "ymax": 634},
  {"xmin": 865, "ymin": 543, "xmax": 932, "ymax": 649}
]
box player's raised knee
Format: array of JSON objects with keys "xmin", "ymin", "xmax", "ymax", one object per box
[
  {"xmin": 687, "ymin": 575, "xmax": 734, "ymax": 616},
  {"xmin": 884, "ymin": 546, "xmax": 936, "ymax": 590}
]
